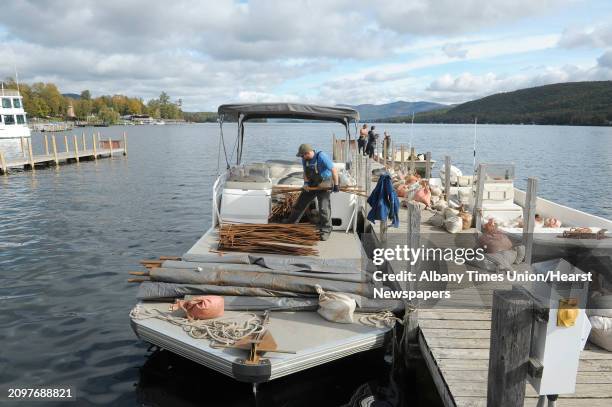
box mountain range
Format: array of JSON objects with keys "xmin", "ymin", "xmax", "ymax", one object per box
[{"xmin": 340, "ymin": 101, "xmax": 447, "ymax": 121}]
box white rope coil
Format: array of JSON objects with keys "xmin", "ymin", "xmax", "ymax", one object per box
[
  {"xmin": 130, "ymin": 304, "xmax": 265, "ymax": 345},
  {"xmin": 358, "ymin": 311, "xmax": 402, "ymax": 328}
]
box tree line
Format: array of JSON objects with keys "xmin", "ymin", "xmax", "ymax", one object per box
[{"xmin": 2, "ymin": 78, "xmax": 183, "ymax": 124}]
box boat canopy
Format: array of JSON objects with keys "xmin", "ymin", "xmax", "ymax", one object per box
[{"xmin": 218, "ymin": 103, "xmax": 359, "ymax": 124}]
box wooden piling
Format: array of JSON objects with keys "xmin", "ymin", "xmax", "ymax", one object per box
[
  {"xmin": 409, "ymin": 147, "xmax": 416, "ymax": 175},
  {"xmin": 0, "ymin": 151, "xmax": 6, "ymax": 175},
  {"xmin": 51, "ymin": 135, "xmax": 59, "ymax": 166},
  {"xmin": 27, "ymin": 138, "xmax": 35, "ymax": 171},
  {"xmin": 82, "ymin": 132, "xmax": 87, "ymax": 151},
  {"xmin": 64, "ymin": 135, "xmax": 69, "ymax": 153},
  {"xmin": 383, "ymin": 138, "xmax": 387, "ymax": 167},
  {"xmin": 123, "ymin": 132, "xmax": 128, "ymax": 156},
  {"xmin": 92, "ymin": 133, "xmax": 97, "ymax": 159},
  {"xmin": 400, "ymin": 145, "xmax": 405, "ymax": 171},
  {"xmin": 487, "ymin": 289, "xmax": 533, "ymax": 407},
  {"xmin": 20, "ymin": 137, "xmax": 26, "ymax": 158},
  {"xmin": 73, "ymin": 135, "xmax": 79, "ymax": 162},
  {"xmin": 425, "ymin": 151, "xmax": 431, "ymax": 179},
  {"xmin": 404, "ymin": 201, "xmax": 421, "ymax": 350},
  {"xmin": 444, "ymin": 155, "xmax": 451, "ymax": 202},
  {"xmin": 332, "ymin": 134, "xmax": 337, "ymax": 161},
  {"xmin": 108, "ymin": 137, "xmax": 113, "ymax": 157},
  {"xmin": 44, "ymin": 134, "xmax": 49, "ymax": 156},
  {"xmin": 523, "ymin": 177, "xmax": 538, "ymax": 264}
]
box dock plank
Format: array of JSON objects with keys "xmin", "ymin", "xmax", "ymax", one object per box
[{"xmin": 372, "ymin": 204, "xmax": 612, "ymax": 407}]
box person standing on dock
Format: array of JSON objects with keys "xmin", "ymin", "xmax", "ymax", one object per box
[
  {"xmin": 287, "ymin": 144, "xmax": 339, "ymax": 241},
  {"xmin": 366, "ymin": 125, "xmax": 378, "ymax": 159},
  {"xmin": 358, "ymin": 124, "xmax": 368, "ymax": 155}
]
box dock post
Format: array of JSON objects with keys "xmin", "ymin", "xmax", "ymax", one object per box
[
  {"xmin": 20, "ymin": 137, "xmax": 26, "ymax": 158},
  {"xmin": 122, "ymin": 132, "xmax": 128, "ymax": 156},
  {"xmin": 409, "ymin": 147, "xmax": 416, "ymax": 175},
  {"xmin": 404, "ymin": 201, "xmax": 421, "ymax": 356},
  {"xmin": 44, "ymin": 134, "xmax": 49, "ymax": 155},
  {"xmin": 0, "ymin": 151, "xmax": 6, "ymax": 175},
  {"xmin": 425, "ymin": 152, "xmax": 431, "ymax": 179},
  {"xmin": 400, "ymin": 145, "xmax": 405, "ymax": 172},
  {"xmin": 364, "ymin": 158, "xmax": 372, "ymax": 234},
  {"xmin": 27, "ymin": 138, "xmax": 35, "ymax": 171},
  {"xmin": 332, "ymin": 133, "xmax": 337, "ymax": 161},
  {"xmin": 82, "ymin": 132, "xmax": 87, "ymax": 152},
  {"xmin": 487, "ymin": 289, "xmax": 533, "ymax": 407},
  {"xmin": 444, "ymin": 155, "xmax": 451, "ymax": 202},
  {"xmin": 523, "ymin": 177, "xmax": 538, "ymax": 264},
  {"xmin": 73, "ymin": 135, "xmax": 79, "ymax": 163},
  {"xmin": 92, "ymin": 133, "xmax": 97, "ymax": 159},
  {"xmin": 51, "ymin": 136, "xmax": 59, "ymax": 166},
  {"xmin": 474, "ymin": 164, "xmax": 486, "ymax": 230},
  {"xmin": 383, "ymin": 138, "xmax": 387, "ymax": 168},
  {"xmin": 64, "ymin": 135, "xmax": 69, "ymax": 153},
  {"xmin": 108, "ymin": 137, "xmax": 113, "ymax": 157}
]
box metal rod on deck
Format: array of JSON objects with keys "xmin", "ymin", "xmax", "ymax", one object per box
[
  {"xmin": 523, "ymin": 177, "xmax": 538, "ymax": 264},
  {"xmin": 474, "ymin": 164, "xmax": 486, "ymax": 230}
]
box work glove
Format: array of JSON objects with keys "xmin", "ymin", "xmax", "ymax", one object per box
[{"xmin": 332, "ymin": 184, "xmax": 340, "ymax": 193}]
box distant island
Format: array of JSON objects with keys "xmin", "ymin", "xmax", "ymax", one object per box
[{"xmin": 376, "ymin": 81, "xmax": 612, "ymax": 126}]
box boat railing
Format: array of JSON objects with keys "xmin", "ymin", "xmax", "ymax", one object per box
[{"xmin": 0, "ymin": 89, "xmax": 21, "ymax": 97}]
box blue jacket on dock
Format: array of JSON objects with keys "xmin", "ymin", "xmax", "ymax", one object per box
[{"xmin": 367, "ymin": 173, "xmax": 400, "ymax": 228}]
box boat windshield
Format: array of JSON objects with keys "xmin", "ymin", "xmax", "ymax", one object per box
[{"xmin": 2, "ymin": 98, "xmax": 12, "ymax": 108}]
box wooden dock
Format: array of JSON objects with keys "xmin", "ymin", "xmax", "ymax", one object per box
[
  {"xmin": 0, "ymin": 132, "xmax": 127, "ymax": 175},
  {"xmin": 357, "ymin": 150, "xmax": 612, "ymax": 407}
]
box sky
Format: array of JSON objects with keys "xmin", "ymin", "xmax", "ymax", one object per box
[{"xmin": 1, "ymin": 0, "xmax": 611, "ymax": 111}]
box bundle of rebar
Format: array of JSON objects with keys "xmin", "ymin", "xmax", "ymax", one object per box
[
  {"xmin": 270, "ymin": 192, "xmax": 300, "ymax": 221},
  {"xmin": 217, "ymin": 223, "xmax": 319, "ymax": 256},
  {"xmin": 272, "ymin": 185, "xmax": 367, "ymax": 197}
]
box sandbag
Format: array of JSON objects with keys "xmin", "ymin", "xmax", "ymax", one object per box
[
  {"xmin": 316, "ymin": 285, "xmax": 356, "ymax": 324},
  {"xmin": 433, "ymin": 200, "xmax": 448, "ymax": 211},
  {"xmin": 588, "ymin": 315, "xmax": 612, "ymax": 351},
  {"xmin": 443, "ymin": 207, "xmax": 459, "ymax": 219},
  {"xmin": 479, "ymin": 232, "xmax": 513, "ymax": 253},
  {"xmin": 170, "ymin": 295, "xmax": 224, "ymax": 320},
  {"xmin": 588, "ymin": 294, "xmax": 612, "ymax": 319},
  {"xmin": 459, "ymin": 211, "xmax": 473, "ymax": 230},
  {"xmin": 444, "ymin": 216, "xmax": 463, "ymax": 233},
  {"xmin": 430, "ymin": 186, "xmax": 442, "ymax": 196},
  {"xmin": 428, "ymin": 212, "xmax": 445, "ymax": 228},
  {"xmin": 413, "ymin": 183, "xmax": 431, "ymax": 207}
]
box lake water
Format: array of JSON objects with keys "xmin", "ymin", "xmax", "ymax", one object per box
[{"xmin": 1, "ymin": 123, "xmax": 611, "ymax": 406}]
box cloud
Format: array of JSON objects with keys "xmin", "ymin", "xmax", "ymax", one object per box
[
  {"xmin": 442, "ymin": 43, "xmax": 468, "ymax": 59},
  {"xmin": 558, "ymin": 23, "xmax": 612, "ymax": 48}
]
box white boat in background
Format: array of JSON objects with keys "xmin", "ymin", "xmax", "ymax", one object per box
[{"xmin": 0, "ymin": 88, "xmax": 31, "ymax": 159}]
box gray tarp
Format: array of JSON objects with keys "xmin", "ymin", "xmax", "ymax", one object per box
[
  {"xmin": 149, "ymin": 267, "xmax": 385, "ymax": 298},
  {"xmin": 179, "ymin": 253, "xmax": 365, "ymax": 274},
  {"xmin": 137, "ymin": 282, "xmax": 312, "ymax": 300},
  {"xmin": 138, "ymin": 282, "xmax": 404, "ymax": 312},
  {"xmin": 218, "ymin": 103, "xmax": 359, "ymax": 124},
  {"xmin": 160, "ymin": 260, "xmax": 368, "ymax": 283}
]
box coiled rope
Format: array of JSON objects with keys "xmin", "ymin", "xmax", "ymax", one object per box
[
  {"xmin": 130, "ymin": 304, "xmax": 264, "ymax": 345},
  {"xmin": 358, "ymin": 310, "xmax": 403, "ymax": 328}
]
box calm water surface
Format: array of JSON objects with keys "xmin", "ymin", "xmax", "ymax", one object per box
[{"xmin": 1, "ymin": 123, "xmax": 611, "ymax": 406}]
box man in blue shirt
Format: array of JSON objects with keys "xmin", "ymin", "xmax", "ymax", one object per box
[{"xmin": 287, "ymin": 144, "xmax": 339, "ymax": 241}]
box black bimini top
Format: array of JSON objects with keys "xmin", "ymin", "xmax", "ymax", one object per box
[{"xmin": 218, "ymin": 103, "xmax": 359, "ymax": 124}]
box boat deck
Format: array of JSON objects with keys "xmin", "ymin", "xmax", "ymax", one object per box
[
  {"xmin": 373, "ymin": 206, "xmax": 612, "ymax": 407},
  {"xmin": 131, "ymin": 226, "xmax": 395, "ymax": 382}
]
